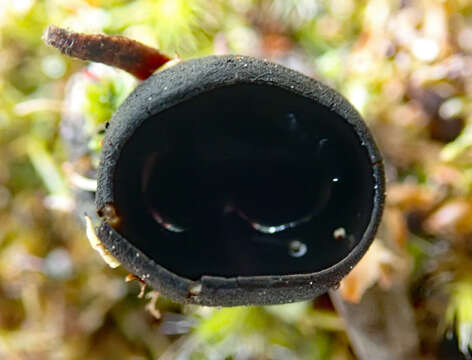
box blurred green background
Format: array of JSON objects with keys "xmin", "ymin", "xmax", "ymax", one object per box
[{"xmin": 2, "ymin": 0, "xmax": 472, "ymax": 359}]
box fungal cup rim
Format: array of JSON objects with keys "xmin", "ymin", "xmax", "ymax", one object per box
[{"xmin": 96, "ymin": 55, "xmax": 385, "ymax": 306}]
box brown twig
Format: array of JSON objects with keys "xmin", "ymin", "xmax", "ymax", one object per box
[{"xmin": 43, "ymin": 25, "xmax": 171, "ymax": 80}]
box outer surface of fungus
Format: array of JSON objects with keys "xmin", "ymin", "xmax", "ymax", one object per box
[{"xmin": 96, "ymin": 55, "xmax": 385, "ymax": 306}]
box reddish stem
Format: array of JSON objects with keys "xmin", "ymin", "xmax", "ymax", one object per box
[{"xmin": 43, "ymin": 25, "xmax": 171, "ymax": 80}]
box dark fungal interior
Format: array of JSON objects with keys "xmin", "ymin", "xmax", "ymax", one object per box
[{"xmin": 113, "ymin": 84, "xmax": 375, "ymax": 280}]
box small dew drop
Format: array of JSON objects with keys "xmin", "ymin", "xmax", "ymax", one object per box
[
  {"xmin": 332, "ymin": 282, "xmax": 341, "ymax": 290},
  {"xmin": 189, "ymin": 283, "xmax": 202, "ymax": 296},
  {"xmin": 332, "ymin": 177, "xmax": 339, "ymax": 183},
  {"xmin": 267, "ymin": 226, "xmax": 277, "ymax": 234},
  {"xmin": 333, "ymin": 227, "xmax": 346, "ymax": 240},
  {"xmin": 288, "ymin": 240, "xmax": 307, "ymax": 258},
  {"xmin": 147, "ymin": 96, "xmax": 153, "ymax": 101}
]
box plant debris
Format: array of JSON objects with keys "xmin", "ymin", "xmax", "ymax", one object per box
[{"xmin": 43, "ymin": 25, "xmax": 171, "ymax": 80}]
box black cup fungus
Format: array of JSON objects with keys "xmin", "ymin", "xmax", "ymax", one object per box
[{"xmin": 96, "ymin": 55, "xmax": 385, "ymax": 306}]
